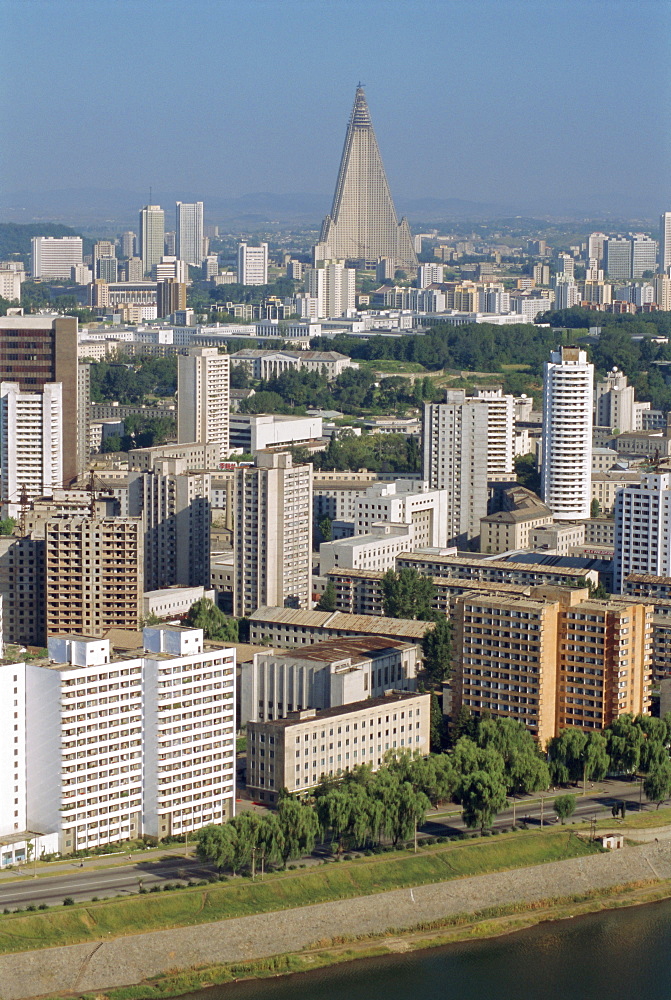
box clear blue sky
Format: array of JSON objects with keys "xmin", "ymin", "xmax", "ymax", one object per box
[{"xmin": 2, "ymin": 0, "xmax": 670, "ymax": 216}]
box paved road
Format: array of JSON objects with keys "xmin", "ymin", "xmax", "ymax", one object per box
[
  {"xmin": 0, "ymin": 778, "xmax": 648, "ymax": 909},
  {"xmin": 0, "ymin": 857, "xmax": 216, "ymax": 909}
]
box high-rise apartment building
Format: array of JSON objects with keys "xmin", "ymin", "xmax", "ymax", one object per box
[
  {"xmin": 0, "ymin": 314, "xmax": 86, "ymax": 485},
  {"xmin": 631, "ymin": 234, "xmax": 658, "ymax": 279},
  {"xmin": 129, "ymin": 459, "xmax": 210, "ymax": 592},
  {"xmin": 44, "ymin": 513, "xmax": 143, "ymax": 637},
  {"xmin": 603, "ymin": 236, "xmax": 632, "ymax": 280},
  {"xmin": 139, "ymin": 204, "xmax": 165, "ymax": 276},
  {"xmin": 0, "ymin": 382, "xmax": 62, "ymax": 516},
  {"xmin": 315, "ymin": 86, "xmax": 417, "ymax": 270},
  {"xmin": 422, "ymin": 388, "xmax": 515, "ymax": 547},
  {"xmin": 541, "ymin": 346, "xmax": 593, "ymax": 520},
  {"xmin": 595, "ymin": 368, "xmax": 636, "ymax": 430},
  {"xmin": 555, "ymin": 252, "xmax": 575, "ymax": 278},
  {"xmin": 304, "ymin": 259, "xmax": 356, "ymax": 318},
  {"xmin": 121, "ymin": 231, "xmax": 137, "ymax": 258},
  {"xmin": 553, "ymin": 277, "xmax": 580, "ymax": 310},
  {"xmin": 660, "ymin": 211, "xmax": 671, "ymax": 273},
  {"xmin": 176, "ymin": 201, "xmax": 204, "ymax": 266},
  {"xmin": 0, "ymin": 627, "xmax": 235, "ymax": 855},
  {"xmin": 417, "ymin": 263, "xmax": 444, "ymax": 287},
  {"xmin": 237, "ymin": 242, "xmax": 268, "ymax": 285},
  {"xmin": 177, "ymin": 346, "xmax": 230, "ymax": 460},
  {"xmin": 613, "ymin": 473, "xmax": 671, "ymax": 592},
  {"xmin": 31, "ymin": 237, "xmax": 83, "ymax": 279},
  {"xmin": 156, "ymin": 278, "xmax": 187, "ymax": 317},
  {"xmin": 452, "ymin": 587, "xmax": 652, "ymax": 743},
  {"xmin": 234, "ymin": 452, "xmax": 312, "ymax": 617},
  {"xmin": 588, "ymin": 232, "xmax": 607, "ymax": 266},
  {"xmin": 655, "ymin": 273, "xmax": 671, "ymax": 310}
]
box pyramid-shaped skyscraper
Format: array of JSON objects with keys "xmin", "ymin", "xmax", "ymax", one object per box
[{"xmin": 316, "ymin": 87, "xmax": 418, "ymax": 270}]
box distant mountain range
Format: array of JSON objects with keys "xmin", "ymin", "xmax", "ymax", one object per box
[{"xmin": 0, "ymin": 187, "xmax": 658, "ymax": 232}]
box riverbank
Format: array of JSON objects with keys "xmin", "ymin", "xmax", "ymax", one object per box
[
  {"xmin": 83, "ymin": 879, "xmax": 671, "ymax": 1000},
  {"xmin": 2, "ymin": 838, "xmax": 670, "ymax": 1000}
]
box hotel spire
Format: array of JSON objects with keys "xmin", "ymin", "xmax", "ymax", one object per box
[{"xmin": 316, "ymin": 86, "xmax": 417, "ymax": 270}]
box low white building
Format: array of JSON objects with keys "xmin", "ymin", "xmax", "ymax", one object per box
[
  {"xmin": 229, "ymin": 413, "xmax": 323, "ymax": 453},
  {"xmin": 0, "ymin": 626, "xmax": 236, "ymax": 862},
  {"xmin": 353, "ymin": 480, "xmax": 450, "ymax": 549},
  {"xmin": 143, "ymin": 585, "xmax": 214, "ymax": 619},
  {"xmin": 319, "ymin": 523, "xmax": 415, "ymax": 575}
]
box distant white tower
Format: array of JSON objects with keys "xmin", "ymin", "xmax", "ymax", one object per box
[
  {"xmin": 139, "ymin": 205, "xmax": 165, "ymax": 276},
  {"xmin": 660, "ymin": 211, "xmax": 671, "ymax": 273},
  {"xmin": 541, "ymin": 346, "xmax": 593, "ymax": 520},
  {"xmin": 316, "ymin": 86, "xmax": 417, "ymax": 270},
  {"xmin": 176, "ymin": 201, "xmax": 204, "ymax": 266}
]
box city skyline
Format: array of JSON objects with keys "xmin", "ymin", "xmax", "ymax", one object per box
[{"xmin": 2, "ymin": 0, "xmax": 670, "ymax": 220}]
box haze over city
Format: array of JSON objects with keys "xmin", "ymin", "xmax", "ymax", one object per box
[{"xmin": 2, "ymin": 0, "xmax": 670, "ymax": 223}]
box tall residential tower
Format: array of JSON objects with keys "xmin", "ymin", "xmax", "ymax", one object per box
[{"xmin": 541, "ymin": 346, "xmax": 593, "ymax": 521}]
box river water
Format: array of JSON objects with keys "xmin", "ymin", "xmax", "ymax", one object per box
[{"xmin": 177, "ymin": 897, "xmax": 671, "ymax": 1000}]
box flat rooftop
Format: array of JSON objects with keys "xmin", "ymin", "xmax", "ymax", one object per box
[
  {"xmin": 249, "ymin": 607, "xmax": 434, "ymax": 640},
  {"xmin": 249, "ymin": 690, "xmax": 427, "ymax": 728},
  {"xmin": 257, "ymin": 635, "xmax": 414, "ymax": 666}
]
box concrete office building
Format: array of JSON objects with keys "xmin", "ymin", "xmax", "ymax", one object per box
[
  {"xmin": 234, "ymin": 452, "xmax": 312, "ymax": 617},
  {"xmin": 240, "ymin": 636, "xmax": 419, "ymax": 726},
  {"xmin": 613, "ymin": 473, "xmax": 671, "ymax": 592},
  {"xmin": 541, "ymin": 347, "xmax": 593, "ymax": 520},
  {"xmin": 44, "ymin": 513, "xmax": 143, "ymax": 637},
  {"xmin": 31, "ymin": 236, "xmax": 83, "ymax": 279},
  {"xmin": 0, "ymin": 626, "xmax": 235, "ymax": 856},
  {"xmin": 0, "ymin": 270, "xmax": 22, "ymax": 302},
  {"xmin": 0, "ymin": 314, "xmax": 87, "ymax": 484},
  {"xmin": 247, "ymin": 691, "xmax": 430, "ymax": 802},
  {"xmin": 177, "ymin": 346, "xmax": 230, "ymax": 461},
  {"xmin": 588, "ymin": 233, "xmax": 607, "ymax": 266},
  {"xmin": 315, "ymin": 87, "xmax": 417, "ymax": 270},
  {"xmin": 129, "ymin": 459, "xmax": 211, "ymax": 592},
  {"xmin": 480, "ymin": 489, "xmax": 553, "ymax": 555},
  {"xmin": 452, "ymin": 587, "xmax": 652, "ymax": 743},
  {"xmin": 237, "ymin": 242, "xmax": 268, "ymax": 285},
  {"xmin": 248, "ymin": 607, "xmax": 434, "ymax": 648},
  {"xmin": 396, "ymin": 551, "xmax": 598, "ymax": 589},
  {"xmin": 595, "ymin": 368, "xmax": 637, "ymax": 431},
  {"xmin": 229, "ymin": 413, "xmax": 323, "ymax": 453},
  {"xmin": 0, "ymin": 382, "xmax": 62, "ymax": 516},
  {"xmin": 422, "ymin": 388, "xmax": 515, "ymax": 547},
  {"xmin": 139, "ymin": 205, "xmax": 165, "ymax": 276},
  {"xmin": 352, "ymin": 480, "xmax": 450, "ymax": 548},
  {"xmin": 319, "ymin": 524, "xmax": 414, "ymax": 575},
  {"xmin": 603, "ymin": 237, "xmax": 632, "ymax": 280},
  {"xmin": 176, "ymin": 201, "xmax": 204, "ymax": 266},
  {"xmin": 631, "ymin": 234, "xmax": 658, "ymax": 279},
  {"xmin": 121, "ymin": 231, "xmax": 137, "ymax": 258}
]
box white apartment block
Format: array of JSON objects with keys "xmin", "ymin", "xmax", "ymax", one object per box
[
  {"xmin": 422, "ymin": 388, "xmax": 515, "ymax": 547},
  {"xmin": 614, "ymin": 473, "xmax": 671, "ymax": 593},
  {"xmin": 234, "ymin": 452, "xmax": 312, "ymax": 617},
  {"xmin": 31, "ymin": 237, "xmax": 83, "ymax": 279},
  {"xmin": 319, "ymin": 523, "xmax": 415, "ymax": 575},
  {"xmin": 177, "ymin": 346, "xmax": 230, "ymax": 461},
  {"xmin": 417, "ymin": 263, "xmax": 444, "ymax": 287},
  {"xmin": 1, "ymin": 382, "xmax": 62, "ymax": 517},
  {"xmin": 541, "ymin": 346, "xmax": 593, "ymax": 521},
  {"xmin": 660, "ymin": 212, "xmax": 671, "ymax": 273},
  {"xmin": 176, "ymin": 201, "xmax": 204, "ymax": 266},
  {"xmin": 229, "ymin": 413, "xmax": 323, "ymax": 453},
  {"xmin": 246, "ymin": 691, "xmax": 430, "ymax": 803},
  {"xmin": 353, "ymin": 479, "xmax": 450, "ymax": 548},
  {"xmin": 0, "ymin": 270, "xmax": 22, "ymax": 301},
  {"xmin": 0, "ymin": 626, "xmax": 235, "ymax": 863},
  {"xmin": 631, "ymin": 234, "xmax": 658, "ymax": 279},
  {"xmin": 305, "ymin": 259, "xmax": 356, "ymax": 318},
  {"xmin": 240, "ymin": 636, "xmax": 419, "ymax": 726},
  {"xmin": 139, "ymin": 205, "xmax": 165, "ymax": 276},
  {"xmin": 237, "ymin": 242, "xmax": 268, "ymax": 285},
  {"xmin": 155, "ymin": 255, "xmax": 188, "ymax": 282}
]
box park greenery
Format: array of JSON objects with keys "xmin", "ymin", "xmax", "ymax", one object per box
[
  {"xmin": 89, "ymin": 355, "xmax": 177, "ymax": 403},
  {"xmin": 184, "ymin": 598, "xmax": 239, "ymax": 643}
]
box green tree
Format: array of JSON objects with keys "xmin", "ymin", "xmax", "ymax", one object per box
[
  {"xmin": 184, "ymin": 598, "xmax": 239, "ymax": 642},
  {"xmin": 605, "ymin": 715, "xmax": 644, "ymax": 774},
  {"xmin": 276, "ymin": 797, "xmax": 320, "ymax": 864},
  {"xmin": 381, "ymin": 568, "xmax": 436, "ymax": 620},
  {"xmin": 546, "ymin": 729, "xmax": 588, "ymax": 785},
  {"xmin": 514, "ymin": 453, "xmax": 541, "ymax": 494},
  {"xmin": 318, "ymin": 515, "xmax": 333, "ymax": 542},
  {"xmin": 476, "ymin": 717, "xmax": 550, "ymax": 795},
  {"xmin": 590, "ymin": 498, "xmax": 601, "ymax": 518},
  {"xmin": 197, "ymin": 823, "xmax": 239, "ymax": 871},
  {"xmin": 421, "ymin": 616, "xmax": 452, "ymax": 684},
  {"xmin": 316, "ymin": 580, "xmax": 337, "ymax": 612},
  {"xmin": 429, "ymin": 691, "xmax": 445, "ymax": 752},
  {"xmin": 584, "ymin": 731, "xmax": 610, "ymax": 782},
  {"xmin": 459, "ymin": 769, "xmax": 507, "ymax": 832},
  {"xmin": 0, "ymin": 517, "xmax": 16, "ymax": 535},
  {"xmin": 643, "ymin": 757, "xmax": 671, "ymax": 808},
  {"xmin": 554, "ymin": 793, "xmax": 577, "ymax": 824}
]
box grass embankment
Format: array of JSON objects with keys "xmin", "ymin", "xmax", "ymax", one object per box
[
  {"xmin": 78, "ymin": 879, "xmax": 671, "ymax": 1000},
  {"xmin": 0, "ymin": 831, "xmax": 596, "ymax": 956},
  {"xmin": 597, "ymin": 805, "xmax": 671, "ymax": 830}
]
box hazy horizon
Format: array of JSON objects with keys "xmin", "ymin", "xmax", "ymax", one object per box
[{"xmin": 2, "ymin": 0, "xmax": 670, "ymax": 223}]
